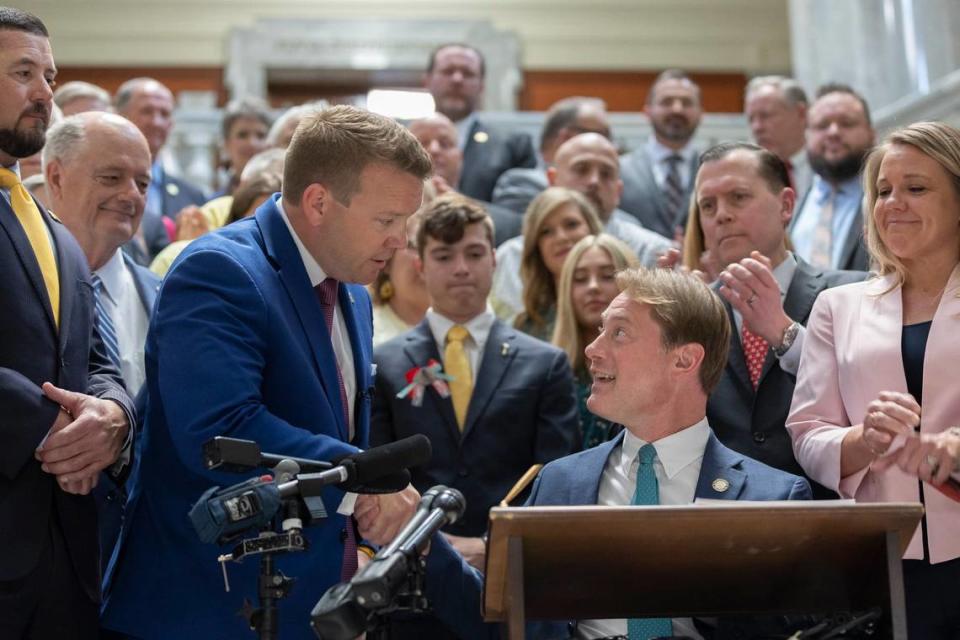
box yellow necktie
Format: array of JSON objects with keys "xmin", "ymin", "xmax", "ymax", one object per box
[
  {"xmin": 0, "ymin": 167, "xmax": 59, "ymax": 328},
  {"xmin": 445, "ymin": 324, "xmax": 473, "ymax": 430}
]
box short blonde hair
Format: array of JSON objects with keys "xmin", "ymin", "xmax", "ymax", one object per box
[
  {"xmin": 282, "ymin": 105, "xmax": 432, "ymax": 206},
  {"xmin": 551, "ymin": 234, "xmax": 639, "ymax": 373},
  {"xmin": 517, "ymin": 187, "xmax": 603, "ymax": 330},
  {"xmin": 862, "ymin": 121, "xmax": 960, "ymax": 289},
  {"xmin": 615, "ymin": 267, "xmax": 730, "ymax": 394}
]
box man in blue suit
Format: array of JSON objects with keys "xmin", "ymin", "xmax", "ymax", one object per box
[
  {"xmin": 44, "ymin": 111, "xmax": 162, "ymax": 570},
  {"xmin": 0, "ymin": 8, "xmax": 135, "ymax": 639},
  {"xmin": 419, "ymin": 267, "xmax": 811, "ymax": 639},
  {"xmin": 101, "ymin": 106, "xmax": 433, "ymax": 639}
]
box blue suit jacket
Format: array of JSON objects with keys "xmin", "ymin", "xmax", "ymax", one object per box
[
  {"xmin": 424, "ymin": 430, "xmax": 812, "ymax": 640},
  {"xmin": 0, "ymin": 195, "xmax": 133, "ymax": 602},
  {"xmin": 93, "ymin": 254, "xmax": 160, "ymax": 572},
  {"xmin": 372, "ymin": 318, "xmax": 579, "ymax": 537},
  {"xmin": 102, "ymin": 195, "xmax": 375, "ymax": 640}
]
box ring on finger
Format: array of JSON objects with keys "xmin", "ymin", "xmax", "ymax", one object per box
[{"xmin": 747, "ymin": 293, "xmax": 758, "ymax": 306}]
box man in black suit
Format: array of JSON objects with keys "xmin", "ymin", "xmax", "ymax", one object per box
[
  {"xmin": 619, "ymin": 69, "xmax": 703, "ymax": 238},
  {"xmin": 409, "ymin": 112, "xmax": 521, "ymax": 245},
  {"xmin": 424, "ymin": 43, "xmax": 537, "ymax": 202},
  {"xmin": 114, "ymin": 77, "xmax": 207, "ymax": 262},
  {"xmin": 694, "ymin": 141, "xmax": 863, "ymax": 497},
  {"xmin": 0, "ymin": 8, "xmax": 135, "ymax": 638},
  {"xmin": 43, "ymin": 110, "xmax": 161, "ymax": 569}
]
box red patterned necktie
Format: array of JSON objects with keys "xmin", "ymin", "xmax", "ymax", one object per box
[
  {"xmin": 315, "ymin": 278, "xmax": 358, "ymax": 580},
  {"xmin": 741, "ymin": 324, "xmax": 769, "ymax": 390}
]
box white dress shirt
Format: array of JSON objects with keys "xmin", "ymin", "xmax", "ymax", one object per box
[
  {"xmin": 278, "ymin": 200, "xmax": 356, "ymax": 439},
  {"xmin": 94, "ymin": 249, "xmax": 150, "ymax": 396},
  {"xmin": 646, "ymin": 136, "xmax": 698, "ymax": 192},
  {"xmin": 455, "ymin": 112, "xmax": 479, "ymax": 151},
  {"xmin": 425, "ymin": 306, "xmax": 496, "ymax": 378},
  {"xmin": 577, "ymin": 419, "xmax": 710, "ymax": 640},
  {"xmin": 729, "ymin": 251, "xmax": 805, "ymax": 376}
]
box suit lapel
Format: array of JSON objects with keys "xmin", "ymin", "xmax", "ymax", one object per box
[
  {"xmin": 340, "ymin": 283, "xmax": 369, "ymax": 443},
  {"xmin": 459, "ymin": 120, "xmax": 484, "ymax": 185},
  {"xmin": 0, "ymin": 198, "xmax": 58, "ymax": 334},
  {"xmin": 257, "ymin": 197, "xmax": 348, "ymax": 439},
  {"xmin": 721, "ymin": 296, "xmax": 753, "ymax": 393},
  {"xmin": 123, "ymin": 253, "xmax": 159, "ymax": 313},
  {"xmin": 694, "ymin": 433, "xmax": 746, "ymax": 500},
  {"xmin": 403, "ymin": 320, "xmax": 461, "ymax": 442},
  {"xmin": 571, "ymin": 434, "xmax": 624, "ymax": 505},
  {"xmin": 462, "ymin": 321, "xmax": 517, "ymax": 438},
  {"xmin": 838, "ymin": 203, "xmax": 864, "ymax": 271},
  {"xmin": 51, "ymin": 220, "xmax": 78, "ymax": 352},
  {"xmin": 637, "ymin": 150, "xmax": 673, "ymax": 233}
]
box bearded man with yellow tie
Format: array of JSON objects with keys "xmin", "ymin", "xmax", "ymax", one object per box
[
  {"xmin": 0, "ymin": 7, "xmax": 135, "ymax": 640},
  {"xmin": 371, "ymin": 194, "xmax": 579, "ymax": 639}
]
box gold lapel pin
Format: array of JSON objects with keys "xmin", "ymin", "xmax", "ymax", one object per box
[
  {"xmin": 165, "ymin": 182, "xmax": 180, "ymax": 197},
  {"xmin": 473, "ymin": 131, "xmax": 489, "ymax": 144},
  {"xmin": 712, "ymin": 478, "xmax": 730, "ymax": 493},
  {"xmin": 501, "ymin": 342, "xmax": 510, "ymax": 356}
]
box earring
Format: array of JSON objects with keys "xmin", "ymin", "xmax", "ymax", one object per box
[{"xmin": 379, "ymin": 279, "xmax": 394, "ymax": 301}]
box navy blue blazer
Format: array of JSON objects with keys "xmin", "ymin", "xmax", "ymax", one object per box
[
  {"xmin": 134, "ymin": 165, "xmax": 208, "ymax": 262},
  {"xmin": 93, "ymin": 253, "xmax": 160, "ymax": 572},
  {"xmin": 372, "ymin": 318, "xmax": 579, "ymax": 537},
  {"xmin": 459, "ymin": 119, "xmax": 538, "ymax": 203},
  {"xmin": 424, "ymin": 431, "xmax": 812, "ymax": 640},
  {"xmin": 0, "ymin": 195, "xmax": 134, "ymax": 602},
  {"xmin": 102, "ymin": 195, "xmax": 375, "ymax": 640}
]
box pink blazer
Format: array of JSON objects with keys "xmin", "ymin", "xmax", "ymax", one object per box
[{"xmin": 787, "ymin": 265, "xmax": 960, "ymax": 562}]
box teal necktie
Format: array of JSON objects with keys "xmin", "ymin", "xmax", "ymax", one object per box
[{"xmin": 627, "ymin": 444, "xmax": 673, "ymax": 640}]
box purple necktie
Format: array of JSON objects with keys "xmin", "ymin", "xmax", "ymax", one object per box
[{"xmin": 315, "ymin": 277, "xmax": 358, "ymax": 580}]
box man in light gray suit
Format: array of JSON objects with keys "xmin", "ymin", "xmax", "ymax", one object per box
[
  {"xmin": 492, "ymin": 96, "xmax": 610, "ymax": 215},
  {"xmin": 619, "ymin": 69, "xmax": 702, "ymax": 239}
]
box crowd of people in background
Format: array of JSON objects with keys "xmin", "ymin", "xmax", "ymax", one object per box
[{"xmin": 2, "ymin": 5, "xmax": 960, "ymax": 639}]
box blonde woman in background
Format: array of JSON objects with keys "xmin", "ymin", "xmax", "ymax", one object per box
[
  {"xmin": 552, "ymin": 234, "xmax": 639, "ymax": 448},
  {"xmin": 510, "ymin": 187, "xmax": 602, "ymax": 340}
]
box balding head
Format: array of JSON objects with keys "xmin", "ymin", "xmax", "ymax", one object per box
[
  {"xmin": 547, "ymin": 133, "xmax": 623, "ymax": 221},
  {"xmin": 114, "ymin": 77, "xmax": 174, "ymax": 158},
  {"xmin": 409, "ymin": 112, "xmax": 462, "ymax": 187},
  {"xmin": 44, "ymin": 112, "xmax": 152, "ymax": 269}
]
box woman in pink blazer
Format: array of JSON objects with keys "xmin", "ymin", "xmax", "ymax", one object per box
[{"xmin": 788, "ymin": 122, "xmax": 960, "ymax": 639}]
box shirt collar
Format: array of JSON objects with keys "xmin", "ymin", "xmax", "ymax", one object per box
[
  {"xmin": 425, "ymin": 306, "xmax": 496, "ymax": 349},
  {"xmin": 812, "ymin": 172, "xmax": 863, "ymax": 203},
  {"xmin": 455, "ymin": 112, "xmax": 478, "ymax": 150},
  {"xmin": 772, "ymin": 251, "xmax": 798, "ymax": 297},
  {"xmin": 94, "ymin": 249, "xmax": 128, "ymax": 306},
  {"xmin": 646, "ymin": 135, "xmax": 695, "ymax": 165},
  {"xmin": 277, "ymin": 196, "xmax": 327, "ymax": 287},
  {"xmin": 620, "ymin": 417, "xmax": 711, "ymax": 480}
]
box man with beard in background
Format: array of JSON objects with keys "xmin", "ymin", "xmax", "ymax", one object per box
[
  {"xmin": 619, "ymin": 69, "xmax": 703, "ymax": 239},
  {"xmin": 789, "ymin": 84, "xmax": 875, "ymax": 272}
]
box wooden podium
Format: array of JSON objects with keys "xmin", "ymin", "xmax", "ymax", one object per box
[{"xmin": 484, "ymin": 502, "xmax": 923, "ymax": 639}]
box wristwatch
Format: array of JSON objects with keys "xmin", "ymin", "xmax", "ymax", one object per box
[{"xmin": 773, "ymin": 321, "xmax": 801, "ymax": 357}]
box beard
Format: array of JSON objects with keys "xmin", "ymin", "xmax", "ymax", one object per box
[
  {"xmin": 0, "ymin": 106, "xmax": 49, "ymax": 158},
  {"xmin": 652, "ymin": 115, "xmax": 694, "ymax": 145},
  {"xmin": 808, "ymin": 146, "xmax": 869, "ymax": 183}
]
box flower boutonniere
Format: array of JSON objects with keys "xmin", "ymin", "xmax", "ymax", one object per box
[{"xmin": 396, "ymin": 359, "xmax": 452, "ymax": 407}]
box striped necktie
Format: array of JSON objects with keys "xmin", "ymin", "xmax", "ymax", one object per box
[
  {"xmin": 0, "ymin": 167, "xmax": 59, "ymax": 328},
  {"xmin": 91, "ymin": 273, "xmax": 123, "ymax": 372},
  {"xmin": 663, "ymin": 154, "xmax": 687, "ymax": 229},
  {"xmin": 809, "ymin": 189, "xmax": 835, "ymax": 269},
  {"xmin": 628, "ymin": 444, "xmax": 673, "ymax": 640}
]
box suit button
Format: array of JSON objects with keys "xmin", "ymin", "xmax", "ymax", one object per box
[
  {"xmin": 753, "ymin": 432, "xmax": 766, "ymax": 443},
  {"xmin": 106, "ymin": 492, "xmax": 116, "ymax": 502},
  {"xmin": 340, "ymin": 528, "xmax": 348, "ymax": 542}
]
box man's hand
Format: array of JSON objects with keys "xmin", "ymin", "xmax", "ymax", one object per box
[
  {"xmin": 718, "ymin": 251, "xmax": 792, "ymax": 345},
  {"xmin": 175, "ymin": 205, "xmax": 210, "ymax": 242},
  {"xmin": 354, "ymin": 484, "xmax": 419, "ymax": 546},
  {"xmin": 656, "ymin": 247, "xmax": 710, "ymax": 284},
  {"xmin": 35, "ymin": 382, "xmax": 129, "ymax": 495},
  {"xmin": 442, "ymin": 533, "xmax": 486, "ymax": 571}
]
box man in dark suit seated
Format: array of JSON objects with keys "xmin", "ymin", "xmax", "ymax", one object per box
[
  {"xmin": 114, "ymin": 77, "xmax": 207, "ymax": 262},
  {"xmin": 0, "ymin": 8, "xmax": 135, "ymax": 638},
  {"xmin": 424, "ymin": 43, "xmax": 537, "ymax": 203},
  {"xmin": 691, "ymin": 141, "xmax": 865, "ymax": 498},
  {"xmin": 409, "ymin": 113, "xmax": 523, "ymax": 245},
  {"xmin": 417, "ymin": 267, "xmax": 811, "ymax": 639},
  {"xmin": 43, "ymin": 111, "xmax": 161, "ymax": 570},
  {"xmin": 492, "ymin": 96, "xmax": 611, "ymax": 215},
  {"xmin": 371, "ymin": 194, "xmax": 580, "ymax": 638}
]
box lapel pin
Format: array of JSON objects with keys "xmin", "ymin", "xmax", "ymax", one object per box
[
  {"xmin": 711, "ymin": 478, "xmax": 730, "ymax": 493},
  {"xmin": 501, "ymin": 342, "xmax": 510, "ymax": 357},
  {"xmin": 165, "ymin": 182, "xmax": 180, "ymax": 197},
  {"xmin": 473, "ymin": 131, "xmax": 489, "ymax": 144}
]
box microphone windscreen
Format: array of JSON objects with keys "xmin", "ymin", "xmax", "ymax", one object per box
[
  {"xmin": 346, "ymin": 469, "xmax": 412, "ymax": 494},
  {"xmin": 350, "ymin": 435, "xmax": 432, "ymax": 484}
]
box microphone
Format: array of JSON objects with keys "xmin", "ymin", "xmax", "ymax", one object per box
[
  {"xmin": 310, "ymin": 486, "xmax": 466, "ymax": 640},
  {"xmin": 203, "ymin": 436, "xmax": 333, "ymax": 473},
  {"xmin": 189, "ymin": 436, "xmax": 433, "ymax": 544}
]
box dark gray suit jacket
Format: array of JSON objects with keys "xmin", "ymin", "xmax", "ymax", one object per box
[
  {"xmin": 491, "ymin": 166, "xmax": 548, "ymax": 215},
  {"xmin": 707, "ymin": 259, "xmax": 865, "ymax": 498},
  {"xmin": 618, "ymin": 145, "xmax": 698, "ymax": 238},
  {"xmin": 459, "ymin": 119, "xmax": 538, "ymax": 204},
  {"xmin": 791, "ymin": 185, "xmax": 870, "ymax": 272}
]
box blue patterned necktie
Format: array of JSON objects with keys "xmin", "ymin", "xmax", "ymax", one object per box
[
  {"xmin": 91, "ymin": 273, "xmax": 122, "ymax": 372},
  {"xmin": 627, "ymin": 444, "xmax": 673, "ymax": 640}
]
